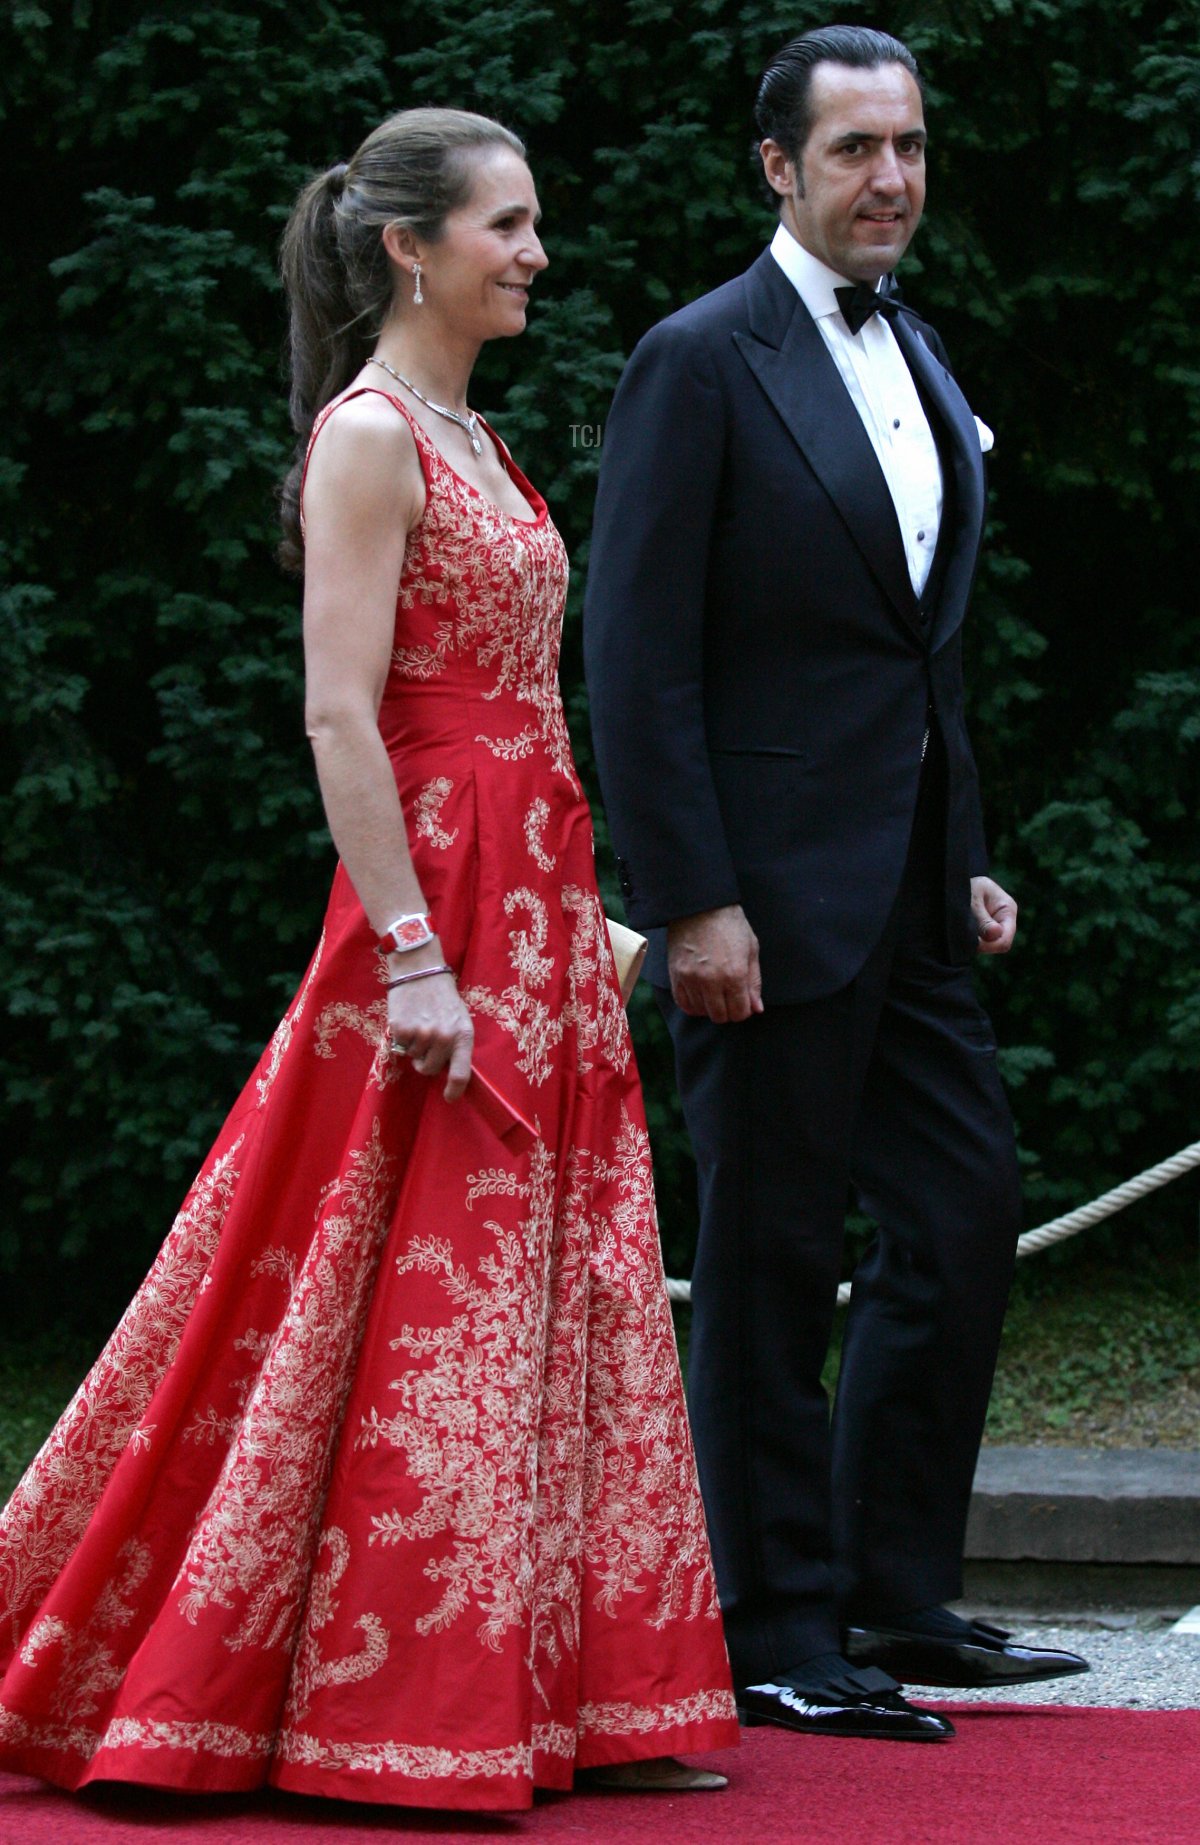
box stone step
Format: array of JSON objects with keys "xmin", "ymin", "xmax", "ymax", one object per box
[{"xmin": 967, "ymin": 1447, "xmax": 1200, "ymax": 1566}]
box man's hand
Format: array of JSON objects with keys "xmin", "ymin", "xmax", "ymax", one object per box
[
  {"xmin": 971, "ymin": 876, "xmax": 1018, "ymax": 955},
  {"xmin": 667, "ymin": 905, "xmax": 764, "ymax": 1022}
]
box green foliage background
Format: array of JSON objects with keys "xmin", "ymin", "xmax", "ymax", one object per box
[{"xmin": 2, "ymin": 0, "xmax": 1198, "ymax": 1335}]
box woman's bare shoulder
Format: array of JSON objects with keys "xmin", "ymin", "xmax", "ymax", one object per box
[{"xmin": 305, "ymin": 388, "xmax": 423, "ymax": 526}]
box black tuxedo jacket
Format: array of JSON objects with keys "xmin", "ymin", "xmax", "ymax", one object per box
[{"xmin": 584, "ymin": 247, "xmax": 991, "ymax": 1004}]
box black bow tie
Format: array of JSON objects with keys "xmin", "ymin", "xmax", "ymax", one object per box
[{"xmin": 834, "ymin": 278, "xmax": 904, "ymax": 336}]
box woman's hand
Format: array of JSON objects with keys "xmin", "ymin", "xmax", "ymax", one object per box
[{"xmin": 388, "ymin": 968, "xmax": 475, "ymax": 1100}]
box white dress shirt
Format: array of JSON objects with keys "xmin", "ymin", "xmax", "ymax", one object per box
[{"xmin": 770, "ymin": 221, "xmax": 949, "ymax": 598}]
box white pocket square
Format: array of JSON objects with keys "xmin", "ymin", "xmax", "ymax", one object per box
[{"xmin": 974, "ymin": 415, "xmax": 995, "ymax": 454}]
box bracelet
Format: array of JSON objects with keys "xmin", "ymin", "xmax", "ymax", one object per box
[{"xmin": 385, "ymin": 963, "xmax": 454, "ymax": 990}]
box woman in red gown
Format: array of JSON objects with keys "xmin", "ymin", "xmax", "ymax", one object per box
[{"xmin": 0, "ymin": 108, "xmax": 739, "ymax": 1811}]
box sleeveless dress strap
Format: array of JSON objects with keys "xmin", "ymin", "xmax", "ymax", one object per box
[{"xmin": 299, "ymin": 386, "xmax": 432, "ymax": 538}]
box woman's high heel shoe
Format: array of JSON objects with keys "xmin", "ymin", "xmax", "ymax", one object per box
[{"xmin": 576, "ymin": 1754, "xmax": 728, "ymax": 1791}]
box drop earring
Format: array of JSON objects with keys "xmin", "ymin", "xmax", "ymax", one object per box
[{"xmin": 412, "ymin": 261, "xmax": 423, "ymax": 306}]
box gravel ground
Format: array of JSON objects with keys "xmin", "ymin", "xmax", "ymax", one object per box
[{"xmin": 919, "ymin": 1617, "xmax": 1200, "ymax": 1711}]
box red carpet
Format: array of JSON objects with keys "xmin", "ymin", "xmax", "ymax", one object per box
[{"xmin": 1, "ymin": 1707, "xmax": 1197, "ymax": 1844}]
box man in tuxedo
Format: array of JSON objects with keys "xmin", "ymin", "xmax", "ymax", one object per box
[{"xmin": 584, "ymin": 25, "xmax": 1087, "ymax": 1741}]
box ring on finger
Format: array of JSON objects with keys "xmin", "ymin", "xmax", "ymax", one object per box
[{"xmin": 390, "ymin": 1040, "xmax": 409, "ymax": 1056}]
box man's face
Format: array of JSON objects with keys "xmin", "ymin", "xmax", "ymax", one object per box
[{"xmin": 762, "ymin": 61, "xmax": 926, "ymax": 281}]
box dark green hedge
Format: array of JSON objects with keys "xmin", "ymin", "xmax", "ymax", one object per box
[{"xmin": 3, "ymin": 0, "xmax": 1198, "ymax": 1332}]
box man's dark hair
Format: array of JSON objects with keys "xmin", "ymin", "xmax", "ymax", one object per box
[{"xmin": 753, "ymin": 24, "xmax": 923, "ymax": 202}]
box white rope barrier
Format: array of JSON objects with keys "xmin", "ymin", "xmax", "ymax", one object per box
[
  {"xmin": 663, "ymin": 1138, "xmax": 1200, "ymax": 1310},
  {"xmin": 1012, "ymin": 1139, "xmax": 1200, "ymax": 1255}
]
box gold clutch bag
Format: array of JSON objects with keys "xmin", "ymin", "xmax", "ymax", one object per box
[{"xmin": 606, "ymin": 916, "xmax": 648, "ymax": 1005}]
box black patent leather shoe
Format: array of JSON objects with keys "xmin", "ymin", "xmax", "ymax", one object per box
[
  {"xmin": 738, "ymin": 1666, "xmax": 954, "ymax": 1743},
  {"xmin": 845, "ymin": 1615, "xmax": 1090, "ymax": 1689}
]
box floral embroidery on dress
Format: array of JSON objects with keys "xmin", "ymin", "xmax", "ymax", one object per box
[
  {"xmin": 19, "ymin": 1540, "xmax": 151, "ymax": 1720},
  {"xmin": 526, "ymin": 1149, "xmax": 590, "ymax": 1699},
  {"xmin": 580, "ymin": 1110, "xmax": 722, "ymax": 1629},
  {"xmin": 460, "ymin": 890, "xmax": 559, "ymax": 1086},
  {"xmin": 285, "ymin": 1527, "xmax": 389, "ymax": 1723},
  {"xmin": 461, "ymin": 886, "xmax": 630, "ymax": 1086},
  {"xmin": 0, "ymin": 1692, "xmax": 735, "ymax": 1775},
  {"xmin": 389, "ymin": 423, "xmax": 577, "ymax": 788},
  {"xmin": 524, "ymin": 797, "xmax": 556, "ymax": 872},
  {"xmin": 578, "ymin": 1689, "xmax": 739, "ymax": 1735},
  {"xmin": 0, "ymin": 1705, "xmax": 277, "ymax": 1767},
  {"xmin": 312, "ymin": 996, "xmax": 397, "ymax": 1092},
  {"xmin": 0, "ymin": 1143, "xmax": 241, "ymax": 1647},
  {"xmin": 174, "ymin": 1120, "xmax": 396, "ymax": 1653},
  {"xmin": 356, "ymin": 1107, "xmax": 718, "ymax": 1680},
  {"xmin": 361, "ymin": 1143, "xmax": 557, "ymax": 1647},
  {"xmin": 392, "ymin": 623, "xmax": 454, "ymax": 682},
  {"xmin": 414, "ymin": 776, "xmax": 459, "ymax": 851},
  {"xmin": 277, "ymin": 1731, "xmax": 535, "ymax": 1781},
  {"xmin": 257, "ymin": 932, "xmax": 325, "ymax": 1105},
  {"xmin": 560, "ymin": 886, "xmax": 630, "ymax": 1076},
  {"xmin": 475, "ymin": 726, "xmax": 539, "ymax": 761}
]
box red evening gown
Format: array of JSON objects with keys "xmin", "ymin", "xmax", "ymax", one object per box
[{"xmin": 0, "ymin": 390, "xmax": 738, "ymax": 1811}]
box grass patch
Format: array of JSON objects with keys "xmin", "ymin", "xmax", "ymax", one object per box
[{"xmin": 983, "ymin": 1256, "xmax": 1200, "ymax": 1446}]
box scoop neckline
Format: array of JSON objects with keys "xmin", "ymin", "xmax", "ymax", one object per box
[{"xmin": 351, "ymin": 386, "xmax": 547, "ymax": 530}]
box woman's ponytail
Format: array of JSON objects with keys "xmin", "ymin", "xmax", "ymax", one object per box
[{"xmin": 277, "ymin": 163, "xmax": 377, "ymax": 573}]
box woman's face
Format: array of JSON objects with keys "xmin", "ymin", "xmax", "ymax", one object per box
[{"xmin": 419, "ymin": 147, "xmax": 547, "ymax": 339}]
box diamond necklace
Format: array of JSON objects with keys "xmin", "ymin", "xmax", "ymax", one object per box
[{"xmin": 365, "ymin": 356, "xmax": 482, "ymax": 456}]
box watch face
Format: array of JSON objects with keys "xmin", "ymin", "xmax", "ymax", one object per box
[{"xmin": 383, "ymin": 916, "xmax": 433, "ymax": 952}]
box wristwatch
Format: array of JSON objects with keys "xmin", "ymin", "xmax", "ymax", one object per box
[{"xmin": 377, "ymin": 912, "xmax": 435, "ymax": 954}]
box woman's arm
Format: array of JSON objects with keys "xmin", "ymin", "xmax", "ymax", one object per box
[{"xmin": 301, "ymin": 394, "xmax": 473, "ymax": 1097}]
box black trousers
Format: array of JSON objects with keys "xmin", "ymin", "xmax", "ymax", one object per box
[{"xmin": 662, "ymin": 763, "xmax": 1021, "ymax": 1684}]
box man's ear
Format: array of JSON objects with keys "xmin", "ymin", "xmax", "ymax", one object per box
[{"xmin": 759, "ymin": 138, "xmax": 796, "ymax": 200}]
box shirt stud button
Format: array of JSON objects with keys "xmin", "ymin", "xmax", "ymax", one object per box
[{"xmin": 893, "ymin": 418, "xmax": 901, "ymax": 429}]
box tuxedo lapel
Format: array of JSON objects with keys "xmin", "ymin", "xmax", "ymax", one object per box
[
  {"xmin": 889, "ymin": 312, "xmax": 986, "ymax": 647},
  {"xmin": 732, "ymin": 254, "xmax": 920, "ymax": 636}
]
